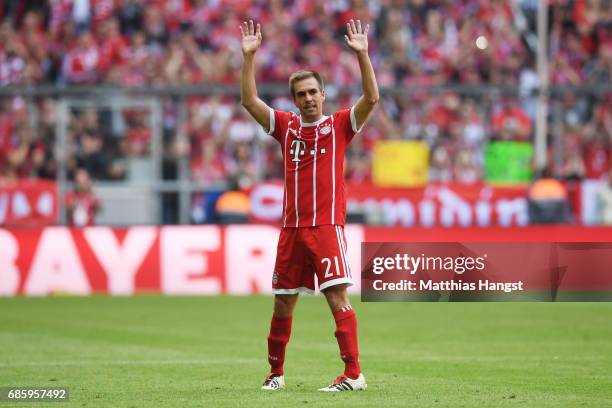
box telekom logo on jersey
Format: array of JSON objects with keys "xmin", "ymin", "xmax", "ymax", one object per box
[
  {"xmin": 289, "ymin": 139, "xmax": 327, "ymax": 163},
  {"xmin": 289, "ymin": 140, "xmax": 306, "ymax": 162}
]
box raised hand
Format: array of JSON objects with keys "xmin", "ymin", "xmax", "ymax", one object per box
[
  {"xmin": 240, "ymin": 20, "xmax": 262, "ymax": 55},
  {"xmin": 345, "ymin": 19, "xmax": 369, "ymax": 53}
]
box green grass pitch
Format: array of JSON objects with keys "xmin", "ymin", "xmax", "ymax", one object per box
[{"xmin": 1, "ymin": 296, "xmax": 611, "ymax": 407}]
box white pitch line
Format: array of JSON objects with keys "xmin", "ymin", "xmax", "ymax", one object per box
[{"xmin": 0, "ymin": 358, "xmax": 258, "ymax": 368}]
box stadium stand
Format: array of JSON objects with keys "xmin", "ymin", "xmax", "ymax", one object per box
[{"xmin": 0, "ymin": 0, "xmax": 609, "ymax": 224}]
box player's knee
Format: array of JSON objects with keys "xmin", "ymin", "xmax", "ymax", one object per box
[
  {"xmin": 273, "ymin": 295, "xmax": 297, "ymax": 318},
  {"xmin": 323, "ymin": 284, "xmax": 350, "ymax": 311}
]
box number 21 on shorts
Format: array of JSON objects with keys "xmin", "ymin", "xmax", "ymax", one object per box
[{"xmin": 321, "ymin": 256, "xmax": 341, "ymax": 278}]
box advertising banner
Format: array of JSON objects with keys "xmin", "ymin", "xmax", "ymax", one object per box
[
  {"xmin": 485, "ymin": 141, "xmax": 533, "ymax": 183},
  {"xmin": 1, "ymin": 225, "xmax": 611, "ymax": 298},
  {"xmin": 248, "ymin": 182, "xmax": 530, "ymax": 227},
  {"xmin": 372, "ymin": 140, "xmax": 429, "ymax": 187},
  {"xmin": 0, "ymin": 180, "xmax": 57, "ymax": 226}
]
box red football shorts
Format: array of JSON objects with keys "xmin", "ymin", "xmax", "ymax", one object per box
[{"xmin": 272, "ymin": 225, "xmax": 353, "ymax": 295}]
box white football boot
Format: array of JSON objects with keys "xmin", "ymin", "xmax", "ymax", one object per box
[
  {"xmin": 261, "ymin": 374, "xmax": 285, "ymax": 390},
  {"xmin": 318, "ymin": 373, "xmax": 367, "ymax": 392}
]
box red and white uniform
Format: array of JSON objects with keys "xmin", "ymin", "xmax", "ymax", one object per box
[
  {"xmin": 269, "ymin": 107, "xmax": 360, "ymax": 227},
  {"xmin": 268, "ymin": 107, "xmax": 361, "ymax": 293},
  {"xmin": 65, "ymin": 192, "xmax": 99, "ymax": 227}
]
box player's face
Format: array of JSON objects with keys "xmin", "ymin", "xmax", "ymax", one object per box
[{"xmin": 292, "ymin": 77, "xmax": 325, "ymax": 122}]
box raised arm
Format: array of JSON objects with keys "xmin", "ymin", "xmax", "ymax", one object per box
[
  {"xmin": 345, "ymin": 19, "xmax": 379, "ymax": 130},
  {"xmin": 240, "ymin": 20, "xmax": 272, "ymax": 132}
]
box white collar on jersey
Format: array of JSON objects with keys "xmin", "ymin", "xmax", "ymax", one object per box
[{"xmin": 299, "ymin": 115, "xmax": 329, "ymax": 127}]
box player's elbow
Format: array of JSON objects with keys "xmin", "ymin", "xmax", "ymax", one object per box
[
  {"xmin": 366, "ymin": 95, "xmax": 379, "ymax": 106},
  {"xmin": 240, "ymin": 98, "xmax": 252, "ymax": 108},
  {"xmin": 364, "ymin": 90, "xmax": 380, "ymax": 106},
  {"xmin": 240, "ymin": 92, "xmax": 252, "ymax": 106},
  {"xmin": 241, "ymin": 102, "xmax": 256, "ymax": 117}
]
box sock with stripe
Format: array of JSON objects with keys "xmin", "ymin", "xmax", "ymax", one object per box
[
  {"xmin": 267, "ymin": 314, "xmax": 292, "ymax": 375},
  {"xmin": 333, "ymin": 305, "xmax": 361, "ymax": 379}
]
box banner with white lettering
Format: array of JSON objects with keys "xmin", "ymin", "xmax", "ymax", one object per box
[
  {"xmin": 2, "ymin": 225, "xmax": 611, "ymax": 296},
  {"xmin": 0, "ymin": 180, "xmax": 57, "ymax": 226},
  {"xmin": 248, "ymin": 182, "xmax": 530, "ymax": 227}
]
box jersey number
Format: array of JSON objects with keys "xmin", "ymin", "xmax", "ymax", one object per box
[{"xmin": 322, "ymin": 256, "xmax": 341, "ymax": 278}]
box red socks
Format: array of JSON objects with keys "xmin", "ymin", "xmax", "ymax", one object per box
[
  {"xmin": 267, "ymin": 307, "xmax": 360, "ymax": 379},
  {"xmin": 333, "ymin": 305, "xmax": 361, "ymax": 379},
  {"xmin": 267, "ymin": 314, "xmax": 292, "ymax": 375}
]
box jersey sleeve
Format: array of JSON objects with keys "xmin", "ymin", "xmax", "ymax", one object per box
[
  {"xmin": 334, "ymin": 107, "xmax": 362, "ymax": 144},
  {"xmin": 266, "ymin": 109, "xmax": 293, "ymax": 144}
]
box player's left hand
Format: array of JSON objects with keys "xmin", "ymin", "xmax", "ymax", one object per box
[{"xmin": 345, "ymin": 19, "xmax": 369, "ymax": 53}]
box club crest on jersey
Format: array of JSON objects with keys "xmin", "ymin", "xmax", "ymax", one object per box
[
  {"xmin": 320, "ymin": 126, "xmax": 331, "ymax": 135},
  {"xmin": 290, "ymin": 139, "xmax": 306, "ymax": 162}
]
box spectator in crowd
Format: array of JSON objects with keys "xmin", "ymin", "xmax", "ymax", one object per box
[
  {"xmin": 527, "ymin": 171, "xmax": 571, "ymax": 224},
  {"xmin": 0, "ymin": 0, "xmax": 608, "ymax": 197},
  {"xmin": 600, "ymin": 168, "xmax": 612, "ymax": 225},
  {"xmin": 124, "ymin": 110, "xmax": 151, "ymax": 156},
  {"xmin": 492, "ymin": 96, "xmax": 532, "ymax": 141},
  {"xmin": 226, "ymin": 141, "xmax": 259, "ymax": 190},
  {"xmin": 62, "ymin": 30, "xmax": 100, "ymax": 84},
  {"xmin": 65, "ymin": 167, "xmax": 100, "ymax": 226},
  {"xmin": 429, "ymin": 145, "xmax": 453, "ymax": 182},
  {"xmin": 453, "ymin": 147, "xmax": 482, "ymax": 184},
  {"xmin": 345, "ymin": 139, "xmax": 372, "ymax": 184},
  {"xmin": 65, "ymin": 108, "xmax": 127, "ymax": 180},
  {"xmin": 0, "ymin": 97, "xmax": 48, "ymax": 180},
  {"xmin": 584, "ymin": 132, "xmax": 611, "ymax": 179},
  {"xmin": 0, "ymin": 0, "xmax": 604, "ymax": 89},
  {"xmin": 97, "ymin": 17, "xmax": 128, "ymax": 81},
  {"xmin": 214, "ymin": 189, "xmax": 250, "ymax": 224},
  {"xmin": 191, "ymin": 141, "xmax": 227, "ymax": 186}
]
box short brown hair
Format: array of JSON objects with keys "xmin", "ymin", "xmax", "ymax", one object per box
[{"xmin": 288, "ymin": 70, "xmax": 324, "ymax": 98}]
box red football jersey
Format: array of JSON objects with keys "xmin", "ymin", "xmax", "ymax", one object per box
[
  {"xmin": 267, "ymin": 107, "xmax": 360, "ymax": 227},
  {"xmin": 65, "ymin": 192, "xmax": 100, "ymax": 227}
]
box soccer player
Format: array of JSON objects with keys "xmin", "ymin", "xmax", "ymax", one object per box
[{"xmin": 239, "ymin": 18, "xmax": 379, "ymax": 392}]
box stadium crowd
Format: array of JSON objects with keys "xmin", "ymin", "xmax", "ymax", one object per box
[{"xmin": 0, "ymin": 0, "xmax": 610, "ymax": 186}]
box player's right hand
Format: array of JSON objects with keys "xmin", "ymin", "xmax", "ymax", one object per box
[{"xmin": 240, "ymin": 20, "xmax": 262, "ymax": 55}]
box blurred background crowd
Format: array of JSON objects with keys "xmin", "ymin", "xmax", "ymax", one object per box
[{"xmin": 0, "ymin": 0, "xmax": 610, "ymax": 192}]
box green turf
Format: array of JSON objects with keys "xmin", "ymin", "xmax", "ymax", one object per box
[{"xmin": 1, "ymin": 296, "xmax": 611, "ymax": 407}]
